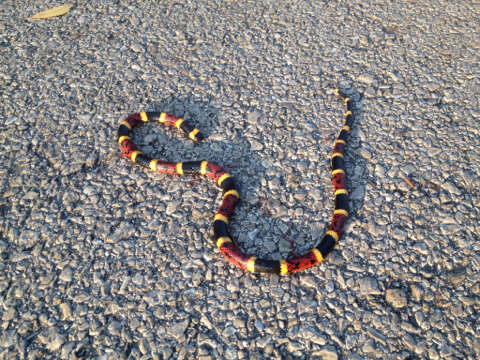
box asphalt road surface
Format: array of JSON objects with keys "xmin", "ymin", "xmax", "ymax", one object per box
[{"xmin": 0, "ymin": 1, "xmax": 479, "ymax": 359}]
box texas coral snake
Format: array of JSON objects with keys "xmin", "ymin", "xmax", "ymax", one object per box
[{"xmin": 117, "ymin": 89, "xmax": 354, "ymax": 274}]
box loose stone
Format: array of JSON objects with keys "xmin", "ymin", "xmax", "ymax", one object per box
[{"xmin": 385, "ymin": 289, "xmax": 408, "ymax": 309}]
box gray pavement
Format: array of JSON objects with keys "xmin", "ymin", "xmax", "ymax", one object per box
[{"xmin": 1, "ymin": 0, "xmax": 479, "ymax": 359}]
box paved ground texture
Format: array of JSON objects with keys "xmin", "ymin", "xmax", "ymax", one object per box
[{"xmin": 1, "ymin": 0, "xmax": 479, "ymax": 359}]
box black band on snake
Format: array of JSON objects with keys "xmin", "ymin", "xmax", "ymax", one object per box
[{"xmin": 117, "ymin": 89, "xmax": 354, "ymax": 274}]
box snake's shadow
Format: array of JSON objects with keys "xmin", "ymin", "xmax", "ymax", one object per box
[
  {"xmin": 336, "ymin": 87, "xmax": 368, "ymax": 266},
  {"xmin": 127, "ymin": 97, "xmax": 266, "ymax": 256},
  {"xmin": 128, "ymin": 91, "xmax": 367, "ymax": 272}
]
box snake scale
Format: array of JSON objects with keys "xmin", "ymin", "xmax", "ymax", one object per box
[{"xmin": 117, "ymin": 89, "xmax": 354, "ymax": 274}]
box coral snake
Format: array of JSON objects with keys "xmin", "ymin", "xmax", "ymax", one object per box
[{"xmin": 117, "ymin": 89, "xmax": 354, "ymax": 274}]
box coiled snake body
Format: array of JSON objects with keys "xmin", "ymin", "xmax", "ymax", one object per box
[{"xmin": 117, "ymin": 89, "xmax": 354, "ymax": 274}]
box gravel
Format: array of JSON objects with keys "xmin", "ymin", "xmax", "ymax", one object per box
[{"xmin": 0, "ymin": 0, "xmax": 479, "ymax": 359}]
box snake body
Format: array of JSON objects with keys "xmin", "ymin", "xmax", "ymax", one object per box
[{"xmin": 117, "ymin": 89, "xmax": 354, "ymax": 274}]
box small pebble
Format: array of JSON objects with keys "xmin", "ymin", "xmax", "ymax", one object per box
[{"xmin": 386, "ymin": 289, "xmax": 408, "ymax": 309}]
